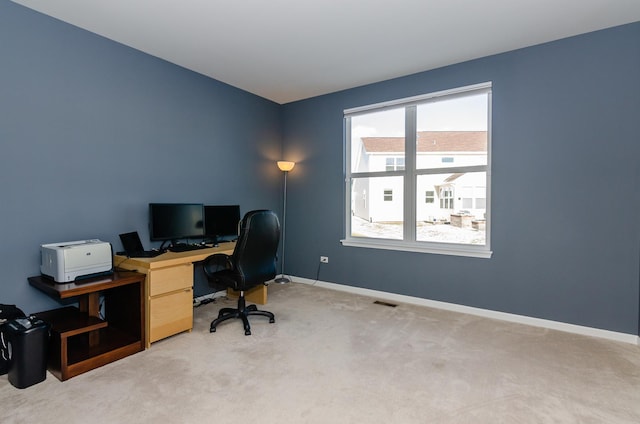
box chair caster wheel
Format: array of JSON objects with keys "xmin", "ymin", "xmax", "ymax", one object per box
[
  {"xmin": 210, "ymin": 327, "xmax": 216, "ymax": 333},
  {"xmin": 245, "ymin": 330, "xmax": 251, "ymax": 336},
  {"xmin": 269, "ymin": 318, "xmax": 275, "ymax": 323}
]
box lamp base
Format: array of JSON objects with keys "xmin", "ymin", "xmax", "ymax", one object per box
[{"xmin": 274, "ymin": 275, "xmax": 291, "ymax": 284}]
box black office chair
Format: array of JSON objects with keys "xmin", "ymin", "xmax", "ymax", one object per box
[{"xmin": 203, "ymin": 210, "xmax": 280, "ymax": 335}]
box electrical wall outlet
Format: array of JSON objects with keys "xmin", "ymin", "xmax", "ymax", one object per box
[{"xmin": 320, "ymin": 256, "xmax": 329, "ymax": 263}]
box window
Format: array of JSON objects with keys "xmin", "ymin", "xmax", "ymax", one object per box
[
  {"xmin": 425, "ymin": 190, "xmax": 435, "ymax": 204},
  {"xmin": 461, "ymin": 185, "xmax": 486, "ymax": 210},
  {"xmin": 386, "ymin": 157, "xmax": 405, "ymax": 171},
  {"xmin": 439, "ymin": 187, "xmax": 454, "ymax": 209},
  {"xmin": 343, "ymin": 82, "xmax": 492, "ymax": 258}
]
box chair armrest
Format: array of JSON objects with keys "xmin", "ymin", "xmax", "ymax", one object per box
[{"xmin": 203, "ymin": 253, "xmax": 232, "ymax": 278}]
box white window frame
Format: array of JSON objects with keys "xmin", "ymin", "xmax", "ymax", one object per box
[{"xmin": 341, "ymin": 82, "xmax": 493, "ymax": 258}]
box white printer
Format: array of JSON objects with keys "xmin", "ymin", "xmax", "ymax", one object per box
[{"xmin": 40, "ymin": 239, "xmax": 113, "ymax": 283}]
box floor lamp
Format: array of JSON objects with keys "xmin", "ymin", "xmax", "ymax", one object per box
[{"xmin": 275, "ymin": 160, "xmax": 295, "ymax": 284}]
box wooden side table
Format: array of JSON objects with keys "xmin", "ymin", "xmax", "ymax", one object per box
[{"xmin": 28, "ymin": 271, "xmax": 145, "ymax": 381}]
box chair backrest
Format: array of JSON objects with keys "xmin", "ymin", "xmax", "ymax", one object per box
[{"xmin": 231, "ymin": 210, "xmax": 281, "ymax": 288}]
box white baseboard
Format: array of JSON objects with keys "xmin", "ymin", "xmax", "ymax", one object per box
[{"xmin": 292, "ymin": 276, "xmax": 640, "ymax": 346}]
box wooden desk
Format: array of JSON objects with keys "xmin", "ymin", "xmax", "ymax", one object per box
[
  {"xmin": 114, "ymin": 243, "xmax": 267, "ymax": 348},
  {"xmin": 28, "ymin": 271, "xmax": 145, "ymax": 381}
]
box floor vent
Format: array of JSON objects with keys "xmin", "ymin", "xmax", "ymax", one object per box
[{"xmin": 373, "ymin": 300, "xmax": 397, "ymax": 307}]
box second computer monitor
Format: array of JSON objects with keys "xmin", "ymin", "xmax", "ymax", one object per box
[{"xmin": 204, "ymin": 205, "xmax": 241, "ymax": 242}]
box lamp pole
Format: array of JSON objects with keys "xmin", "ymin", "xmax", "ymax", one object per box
[{"xmin": 275, "ymin": 161, "xmax": 295, "ymax": 283}]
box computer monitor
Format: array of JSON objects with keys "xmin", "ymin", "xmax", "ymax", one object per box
[
  {"xmin": 204, "ymin": 205, "xmax": 241, "ymax": 242},
  {"xmin": 149, "ymin": 203, "xmax": 205, "ymax": 243}
]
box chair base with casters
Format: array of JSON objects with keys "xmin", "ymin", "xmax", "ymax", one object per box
[{"xmin": 210, "ymin": 289, "xmax": 275, "ymax": 335}]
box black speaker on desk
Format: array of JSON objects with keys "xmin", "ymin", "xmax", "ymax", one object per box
[{"xmin": 0, "ymin": 317, "xmax": 50, "ymax": 389}]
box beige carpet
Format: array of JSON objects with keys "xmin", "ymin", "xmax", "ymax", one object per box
[{"xmin": 2, "ymin": 282, "xmax": 639, "ymax": 423}]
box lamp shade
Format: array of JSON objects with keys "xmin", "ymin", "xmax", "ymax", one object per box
[{"xmin": 277, "ymin": 161, "xmax": 295, "ymax": 172}]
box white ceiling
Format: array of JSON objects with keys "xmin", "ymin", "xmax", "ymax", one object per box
[{"xmin": 12, "ymin": 0, "xmax": 640, "ymax": 104}]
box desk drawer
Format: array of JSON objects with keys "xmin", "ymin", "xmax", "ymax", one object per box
[
  {"xmin": 148, "ymin": 264, "xmax": 192, "ymax": 297},
  {"xmin": 149, "ymin": 288, "xmax": 193, "ymax": 343}
]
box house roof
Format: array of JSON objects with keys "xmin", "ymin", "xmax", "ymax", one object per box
[{"xmin": 361, "ymin": 131, "xmax": 487, "ymax": 153}]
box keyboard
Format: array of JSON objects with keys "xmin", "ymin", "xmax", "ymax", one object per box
[
  {"xmin": 167, "ymin": 244, "xmax": 208, "ymax": 253},
  {"xmin": 130, "ymin": 250, "xmax": 163, "ymax": 258},
  {"xmin": 117, "ymin": 250, "xmax": 163, "ymax": 258}
]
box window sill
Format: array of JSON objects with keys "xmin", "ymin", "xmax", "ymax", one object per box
[{"xmin": 340, "ymin": 238, "xmax": 492, "ymax": 258}]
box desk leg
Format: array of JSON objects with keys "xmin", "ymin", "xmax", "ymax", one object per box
[{"xmin": 79, "ymin": 292, "xmax": 101, "ymax": 346}]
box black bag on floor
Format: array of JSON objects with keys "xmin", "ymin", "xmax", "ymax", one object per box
[
  {"xmin": 0, "ymin": 305, "xmax": 25, "ymax": 322},
  {"xmin": 1, "ymin": 304, "xmax": 27, "ymax": 375}
]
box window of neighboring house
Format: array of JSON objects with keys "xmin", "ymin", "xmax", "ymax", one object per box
[
  {"xmin": 439, "ymin": 187, "xmax": 454, "ymax": 209},
  {"xmin": 343, "ymin": 82, "xmax": 492, "ymax": 258},
  {"xmin": 386, "ymin": 157, "xmax": 405, "ymax": 171},
  {"xmin": 425, "ymin": 190, "xmax": 435, "ymax": 204},
  {"xmin": 461, "ymin": 185, "xmax": 486, "ymax": 210}
]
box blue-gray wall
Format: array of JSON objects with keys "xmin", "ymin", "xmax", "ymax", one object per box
[
  {"xmin": 282, "ymin": 22, "xmax": 640, "ymax": 335},
  {"xmin": 2, "ymin": 0, "xmax": 639, "ymax": 336},
  {"xmin": 0, "ymin": 1, "xmax": 283, "ymax": 311}
]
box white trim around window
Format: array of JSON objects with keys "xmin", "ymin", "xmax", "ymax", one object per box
[{"xmin": 342, "ymin": 82, "xmax": 493, "ymax": 258}]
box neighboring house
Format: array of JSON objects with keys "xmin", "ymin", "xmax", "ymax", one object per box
[{"xmin": 352, "ymin": 131, "xmax": 487, "ymax": 224}]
